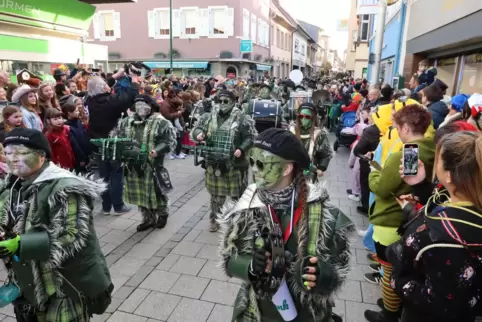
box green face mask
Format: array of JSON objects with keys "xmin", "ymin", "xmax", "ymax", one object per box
[
  {"xmin": 259, "ymin": 88, "xmax": 271, "ymax": 99},
  {"xmin": 218, "ymin": 95, "xmax": 235, "ymax": 114},
  {"xmin": 299, "ymin": 109, "xmax": 313, "ymax": 130},
  {"xmin": 249, "ymin": 147, "xmax": 287, "ymax": 190}
]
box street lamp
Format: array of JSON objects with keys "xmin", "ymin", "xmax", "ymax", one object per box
[{"xmin": 169, "ymin": 0, "xmax": 173, "ymax": 72}]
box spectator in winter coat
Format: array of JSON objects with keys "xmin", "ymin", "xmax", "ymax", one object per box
[
  {"xmin": 422, "ymin": 84, "xmax": 448, "ymax": 129},
  {"xmin": 44, "ymin": 108, "xmax": 76, "ymax": 170}
]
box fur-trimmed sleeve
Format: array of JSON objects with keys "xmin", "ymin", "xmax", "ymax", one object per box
[
  {"xmin": 217, "ymin": 204, "xmax": 257, "ymax": 282},
  {"xmin": 190, "ymin": 113, "xmax": 210, "ymax": 142},
  {"xmin": 313, "ymin": 131, "xmax": 333, "ymax": 172}
]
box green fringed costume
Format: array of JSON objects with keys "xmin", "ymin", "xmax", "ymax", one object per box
[
  {"xmin": 191, "ymin": 94, "xmax": 257, "ymax": 229},
  {"xmin": 218, "ymin": 182, "xmax": 354, "ymax": 322}
]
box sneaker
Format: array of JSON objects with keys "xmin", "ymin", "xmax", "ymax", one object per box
[
  {"xmin": 357, "ymin": 206, "xmax": 368, "ymax": 216},
  {"xmin": 346, "ymin": 189, "xmax": 352, "ymax": 195},
  {"xmin": 370, "ymin": 263, "xmax": 381, "ymax": 273},
  {"xmin": 101, "ymin": 208, "xmax": 111, "ymax": 215},
  {"xmin": 367, "ymin": 252, "xmax": 379, "ymax": 262},
  {"xmin": 357, "ymin": 229, "xmax": 367, "ymax": 237},
  {"xmin": 364, "ymin": 272, "xmax": 382, "ymax": 285},
  {"xmin": 175, "ymin": 154, "xmax": 186, "ymax": 159},
  {"xmin": 114, "ymin": 205, "xmax": 132, "ymax": 215},
  {"xmin": 209, "ymin": 222, "xmax": 219, "ymax": 232},
  {"xmin": 168, "ymin": 153, "xmax": 176, "ymax": 160},
  {"xmin": 180, "ymin": 152, "xmax": 187, "ymax": 158},
  {"xmin": 364, "ymin": 309, "xmax": 399, "ymax": 322},
  {"xmin": 348, "ymin": 194, "xmax": 360, "ymax": 202}
]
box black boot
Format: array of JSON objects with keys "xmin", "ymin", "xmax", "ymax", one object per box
[
  {"xmin": 156, "ymin": 215, "xmax": 168, "ymax": 229},
  {"xmin": 137, "ymin": 220, "xmax": 155, "ymax": 232},
  {"xmin": 364, "ymin": 309, "xmax": 399, "ymax": 322}
]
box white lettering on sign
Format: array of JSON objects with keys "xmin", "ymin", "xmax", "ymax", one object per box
[{"xmin": 0, "ymin": 0, "xmax": 41, "ymax": 16}]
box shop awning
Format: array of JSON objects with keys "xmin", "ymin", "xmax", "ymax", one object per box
[
  {"xmin": 256, "ymin": 64, "xmax": 272, "ymax": 71},
  {"xmin": 144, "ymin": 61, "xmax": 208, "ymax": 69}
]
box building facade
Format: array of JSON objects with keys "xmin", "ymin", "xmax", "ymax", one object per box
[
  {"xmin": 89, "ymin": 0, "xmax": 274, "ymax": 77},
  {"xmin": 0, "ymin": 0, "xmax": 108, "ymax": 82},
  {"xmin": 345, "ymin": 0, "xmax": 372, "ymax": 79},
  {"xmin": 366, "ymin": 0, "xmax": 406, "ymax": 85},
  {"xmin": 403, "ymin": 0, "xmax": 482, "ymax": 95},
  {"xmin": 270, "ymin": 0, "xmax": 296, "ymax": 79},
  {"xmin": 299, "ymin": 20, "xmax": 324, "ymax": 76}
]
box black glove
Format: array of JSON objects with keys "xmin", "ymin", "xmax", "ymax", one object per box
[{"xmin": 249, "ymin": 246, "xmax": 269, "ymax": 277}]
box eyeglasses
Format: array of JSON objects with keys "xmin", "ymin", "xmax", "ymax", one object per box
[
  {"xmin": 297, "ymin": 114, "xmax": 312, "ymax": 119},
  {"xmin": 219, "ymin": 99, "xmax": 231, "ymax": 104}
]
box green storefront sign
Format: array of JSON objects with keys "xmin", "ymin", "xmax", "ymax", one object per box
[{"xmin": 0, "ymin": 0, "xmax": 95, "ymax": 30}]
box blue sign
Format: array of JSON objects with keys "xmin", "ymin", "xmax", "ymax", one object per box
[
  {"xmin": 240, "ymin": 40, "xmax": 253, "ymax": 53},
  {"xmin": 144, "ymin": 61, "xmax": 208, "ymax": 69}
]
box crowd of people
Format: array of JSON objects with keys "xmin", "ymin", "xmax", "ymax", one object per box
[{"xmin": 0, "ymin": 58, "xmax": 481, "ymax": 322}]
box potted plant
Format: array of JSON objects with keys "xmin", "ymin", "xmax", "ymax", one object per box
[
  {"xmin": 220, "ymin": 51, "xmax": 233, "ymax": 59},
  {"xmin": 154, "ymin": 52, "xmax": 167, "ymax": 58},
  {"xmin": 169, "ymin": 49, "xmax": 181, "ymax": 58},
  {"xmin": 242, "ymin": 53, "xmax": 251, "ymax": 60},
  {"xmin": 254, "ymin": 54, "xmax": 262, "ymax": 61}
]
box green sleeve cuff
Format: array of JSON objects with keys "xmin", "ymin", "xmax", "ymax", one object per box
[
  {"xmin": 238, "ymin": 139, "xmax": 253, "ymax": 154},
  {"xmin": 19, "ymin": 231, "xmax": 50, "ymax": 261},
  {"xmin": 191, "ymin": 129, "xmax": 203, "ymax": 142},
  {"xmin": 227, "ymin": 254, "xmax": 252, "ymax": 282},
  {"xmin": 154, "ymin": 143, "xmax": 170, "ymax": 155}
]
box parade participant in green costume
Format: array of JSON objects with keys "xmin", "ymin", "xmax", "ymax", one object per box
[
  {"xmin": 258, "ymin": 84, "xmax": 273, "ymax": 100},
  {"xmin": 0, "ymin": 128, "xmax": 113, "ymax": 322},
  {"xmin": 218, "ymin": 128, "xmax": 354, "ymax": 322},
  {"xmin": 291, "ymin": 102, "xmax": 332, "ymax": 180},
  {"xmin": 117, "ymin": 95, "xmax": 177, "ymax": 231},
  {"xmin": 191, "ymin": 90, "xmax": 257, "ymax": 232}
]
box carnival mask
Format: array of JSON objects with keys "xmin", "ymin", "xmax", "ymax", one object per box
[
  {"xmin": 218, "ymin": 95, "xmax": 235, "ymax": 114},
  {"xmin": 5, "ymin": 144, "xmax": 43, "ymax": 178},
  {"xmin": 259, "ymin": 87, "xmax": 271, "ymax": 99},
  {"xmin": 249, "ymin": 147, "xmax": 288, "ymax": 190},
  {"xmin": 135, "ymin": 101, "xmax": 151, "ymax": 119},
  {"xmin": 299, "ymin": 109, "xmax": 313, "ymax": 130}
]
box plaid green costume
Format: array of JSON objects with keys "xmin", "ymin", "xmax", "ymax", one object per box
[
  {"xmin": 218, "ymin": 183, "xmax": 355, "ymax": 322},
  {"xmin": 191, "ymin": 106, "xmax": 256, "ymax": 222},
  {"xmin": 119, "ymin": 113, "xmax": 177, "ymax": 211},
  {"xmin": 299, "ymin": 129, "xmax": 333, "ymax": 172},
  {"xmin": 0, "ymin": 163, "xmax": 112, "ymax": 322}
]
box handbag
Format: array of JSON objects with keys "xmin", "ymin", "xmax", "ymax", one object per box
[{"xmin": 150, "ymin": 162, "xmax": 173, "ymax": 195}]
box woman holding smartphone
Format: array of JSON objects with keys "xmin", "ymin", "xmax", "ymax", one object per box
[
  {"xmin": 364, "ymin": 104, "xmax": 436, "ymax": 322},
  {"xmin": 388, "ymin": 131, "xmax": 482, "ymax": 322}
]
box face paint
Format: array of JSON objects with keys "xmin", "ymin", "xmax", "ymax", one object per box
[
  {"xmin": 5, "ymin": 144, "xmax": 42, "ymax": 178},
  {"xmin": 249, "ymin": 147, "xmax": 287, "ymax": 190},
  {"xmin": 135, "ymin": 101, "xmax": 151, "ymax": 118},
  {"xmin": 259, "ymin": 88, "xmax": 271, "ymax": 99},
  {"xmin": 299, "ymin": 109, "xmax": 313, "ymax": 130},
  {"xmin": 218, "ymin": 95, "xmax": 235, "ymax": 114}
]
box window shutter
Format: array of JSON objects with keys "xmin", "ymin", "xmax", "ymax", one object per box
[
  {"xmin": 172, "ymin": 9, "xmax": 181, "ymax": 37},
  {"xmin": 93, "ymin": 13, "xmax": 101, "ymax": 39},
  {"xmin": 266, "ymin": 23, "xmax": 270, "ymax": 46},
  {"xmin": 225, "ymin": 7, "xmax": 234, "ymax": 37},
  {"xmin": 113, "ymin": 12, "xmax": 121, "ymax": 38},
  {"xmin": 148, "ymin": 10, "xmax": 155, "ymax": 38},
  {"xmin": 179, "ymin": 9, "xmax": 185, "ymax": 37},
  {"xmin": 257, "ymin": 20, "xmax": 263, "ymax": 44},
  {"xmin": 243, "ymin": 9, "xmax": 249, "ymax": 39},
  {"xmin": 251, "ymin": 14, "xmax": 257, "ymax": 44},
  {"xmin": 198, "ymin": 8, "xmax": 209, "ymax": 37},
  {"xmin": 208, "ymin": 8, "xmax": 214, "ymax": 37}
]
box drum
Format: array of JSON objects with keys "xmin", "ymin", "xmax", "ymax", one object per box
[{"xmin": 251, "ymin": 99, "xmax": 282, "ymax": 133}]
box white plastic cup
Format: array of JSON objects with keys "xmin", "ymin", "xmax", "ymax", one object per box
[{"xmin": 271, "ymin": 279, "xmax": 298, "ymax": 321}]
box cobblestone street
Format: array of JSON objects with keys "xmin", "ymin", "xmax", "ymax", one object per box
[{"xmin": 0, "ymin": 136, "xmax": 381, "ymax": 322}]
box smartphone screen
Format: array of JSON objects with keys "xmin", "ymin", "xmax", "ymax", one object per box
[{"xmin": 403, "ymin": 144, "xmax": 419, "ymax": 176}]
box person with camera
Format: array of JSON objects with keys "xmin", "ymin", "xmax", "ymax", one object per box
[
  {"xmin": 218, "ymin": 128, "xmax": 353, "ymax": 322},
  {"xmin": 86, "ymin": 68, "xmax": 139, "ymax": 215},
  {"xmin": 0, "ymin": 128, "xmax": 113, "ymax": 321}
]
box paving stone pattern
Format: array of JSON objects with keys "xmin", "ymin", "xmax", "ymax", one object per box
[{"xmin": 0, "ymin": 136, "xmax": 382, "ymax": 322}]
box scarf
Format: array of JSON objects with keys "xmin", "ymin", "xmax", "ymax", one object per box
[{"xmin": 257, "ymin": 183, "xmax": 295, "ymax": 209}]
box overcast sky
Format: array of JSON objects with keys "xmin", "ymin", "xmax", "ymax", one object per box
[{"xmin": 279, "ymin": 0, "xmax": 351, "ymax": 53}]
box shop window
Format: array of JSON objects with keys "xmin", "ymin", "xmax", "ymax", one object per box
[
  {"xmin": 294, "ymin": 39, "xmax": 299, "ymax": 53},
  {"xmin": 93, "ymin": 11, "xmax": 121, "ymax": 41},
  {"xmin": 436, "ymin": 57, "xmax": 457, "ymax": 95},
  {"xmin": 460, "ymin": 54, "xmax": 482, "ymax": 95},
  {"xmin": 359, "ymin": 15, "xmax": 370, "ymax": 42}
]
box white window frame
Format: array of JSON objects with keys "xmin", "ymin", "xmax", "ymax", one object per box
[
  {"xmin": 94, "ymin": 10, "xmax": 120, "ymax": 42},
  {"xmin": 180, "ymin": 7, "xmax": 199, "ymax": 39},
  {"xmin": 359, "ymin": 14, "xmax": 370, "ymax": 42},
  {"xmin": 152, "ymin": 8, "xmax": 171, "ymax": 39},
  {"xmin": 251, "ymin": 14, "xmax": 257, "ymax": 44},
  {"xmin": 243, "ymin": 8, "xmax": 250, "ymax": 40},
  {"xmin": 208, "ymin": 6, "xmax": 230, "ymax": 39}
]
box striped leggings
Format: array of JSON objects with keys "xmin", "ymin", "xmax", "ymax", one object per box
[{"xmin": 375, "ymin": 242, "xmax": 401, "ymax": 312}]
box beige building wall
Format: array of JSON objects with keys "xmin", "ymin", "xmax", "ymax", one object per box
[
  {"xmin": 345, "ymin": 0, "xmax": 369, "ymax": 77},
  {"xmin": 270, "ymin": 23, "xmax": 293, "ymax": 79}
]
